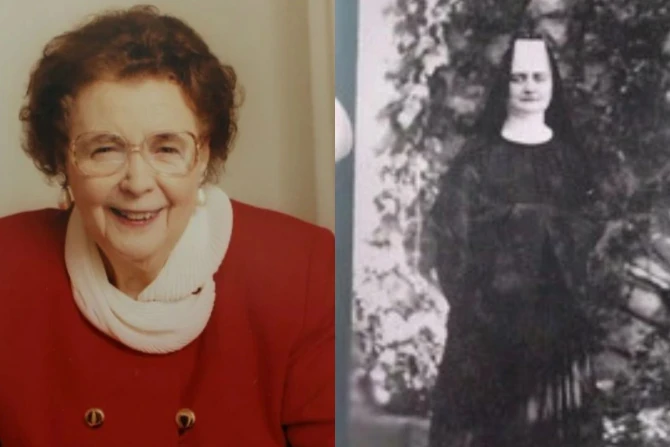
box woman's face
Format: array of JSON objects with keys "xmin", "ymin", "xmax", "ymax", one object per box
[
  {"xmin": 507, "ymin": 39, "xmax": 553, "ymax": 116},
  {"xmin": 66, "ymin": 78, "xmax": 209, "ymax": 268}
]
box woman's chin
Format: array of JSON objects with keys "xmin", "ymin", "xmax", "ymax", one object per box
[
  {"xmin": 119, "ymin": 248, "xmax": 162, "ymax": 264},
  {"xmin": 100, "ymin": 236, "xmax": 167, "ymax": 267}
]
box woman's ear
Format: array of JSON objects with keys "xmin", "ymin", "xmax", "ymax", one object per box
[{"xmin": 198, "ymin": 142, "xmax": 211, "ymax": 176}]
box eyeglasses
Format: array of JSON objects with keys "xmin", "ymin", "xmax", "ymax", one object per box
[{"xmin": 70, "ymin": 131, "xmax": 202, "ymax": 177}]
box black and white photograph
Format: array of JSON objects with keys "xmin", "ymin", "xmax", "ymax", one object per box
[{"xmin": 349, "ymin": 1, "xmax": 670, "ymax": 446}]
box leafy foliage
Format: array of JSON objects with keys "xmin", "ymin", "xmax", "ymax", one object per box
[{"xmin": 352, "ymin": 0, "xmax": 670, "ymax": 443}]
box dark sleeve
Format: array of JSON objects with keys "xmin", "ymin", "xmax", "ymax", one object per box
[
  {"xmin": 281, "ymin": 228, "xmax": 334, "ymax": 447},
  {"xmin": 546, "ymin": 206, "xmax": 607, "ymax": 295},
  {"xmin": 545, "ymin": 142, "xmax": 609, "ymax": 294},
  {"xmin": 429, "ymin": 162, "xmax": 473, "ymax": 306},
  {"xmin": 429, "ymin": 144, "xmax": 512, "ymax": 305}
]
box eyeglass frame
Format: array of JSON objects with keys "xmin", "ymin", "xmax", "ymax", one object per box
[{"xmin": 68, "ymin": 130, "xmax": 205, "ymax": 178}]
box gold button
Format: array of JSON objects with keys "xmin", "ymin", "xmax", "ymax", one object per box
[
  {"xmin": 84, "ymin": 408, "xmax": 104, "ymax": 428},
  {"xmin": 176, "ymin": 408, "xmax": 196, "ymax": 431}
]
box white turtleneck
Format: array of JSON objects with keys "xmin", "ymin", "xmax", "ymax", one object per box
[{"xmin": 64, "ymin": 184, "xmax": 233, "ymax": 354}]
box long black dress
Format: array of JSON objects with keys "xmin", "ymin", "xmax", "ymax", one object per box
[{"xmin": 428, "ymin": 134, "xmax": 603, "ymax": 447}]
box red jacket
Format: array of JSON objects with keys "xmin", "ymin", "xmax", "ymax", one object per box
[{"xmin": 0, "ymin": 201, "xmax": 334, "ymax": 446}]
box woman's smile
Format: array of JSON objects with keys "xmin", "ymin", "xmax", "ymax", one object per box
[{"xmin": 108, "ymin": 207, "xmax": 164, "ymax": 227}]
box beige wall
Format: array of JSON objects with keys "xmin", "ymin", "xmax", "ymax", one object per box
[{"xmin": 0, "ymin": 0, "xmax": 334, "ymax": 229}]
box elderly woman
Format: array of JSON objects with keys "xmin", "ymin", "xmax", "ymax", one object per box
[{"xmin": 0, "ymin": 6, "xmax": 333, "ymax": 447}]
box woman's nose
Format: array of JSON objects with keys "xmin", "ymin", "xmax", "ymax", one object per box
[
  {"xmin": 120, "ymin": 150, "xmax": 156, "ymax": 195},
  {"xmin": 523, "ymin": 81, "xmax": 537, "ymax": 94}
]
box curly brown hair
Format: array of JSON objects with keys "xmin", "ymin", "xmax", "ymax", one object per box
[{"xmin": 19, "ymin": 4, "xmax": 242, "ymax": 185}]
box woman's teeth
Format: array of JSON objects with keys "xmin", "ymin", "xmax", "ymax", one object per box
[{"xmin": 112, "ymin": 208, "xmax": 159, "ymax": 221}]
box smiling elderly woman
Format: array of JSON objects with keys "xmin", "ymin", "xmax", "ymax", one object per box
[{"xmin": 0, "ymin": 6, "xmax": 333, "ymax": 447}]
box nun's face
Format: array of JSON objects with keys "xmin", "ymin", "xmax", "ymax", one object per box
[{"xmin": 507, "ymin": 39, "xmax": 553, "ymax": 115}]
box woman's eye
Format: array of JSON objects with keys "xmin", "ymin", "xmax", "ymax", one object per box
[
  {"xmin": 159, "ymin": 146, "xmax": 179, "ymax": 153},
  {"xmin": 93, "ymin": 146, "xmax": 115, "ymax": 154}
]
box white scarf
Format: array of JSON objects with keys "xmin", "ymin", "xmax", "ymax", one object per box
[{"xmin": 64, "ymin": 185, "xmax": 233, "ymax": 354}]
